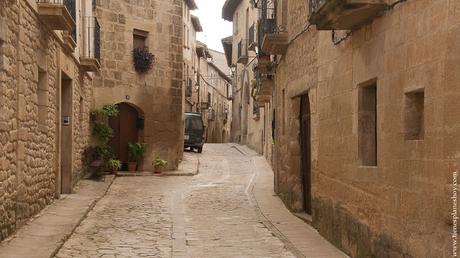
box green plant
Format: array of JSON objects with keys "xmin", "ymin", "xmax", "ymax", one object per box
[
  {"xmin": 132, "ymin": 47, "xmax": 155, "ymax": 73},
  {"xmin": 107, "ymin": 159, "xmax": 122, "ymax": 170},
  {"xmin": 128, "ymin": 143, "xmax": 145, "ymax": 162},
  {"xmin": 153, "ymin": 157, "xmax": 168, "ymax": 167},
  {"xmin": 93, "ymin": 123, "xmax": 114, "ymax": 143},
  {"xmin": 93, "ymin": 146, "xmax": 114, "ymax": 161},
  {"xmin": 90, "ymin": 104, "xmax": 119, "ymax": 117}
]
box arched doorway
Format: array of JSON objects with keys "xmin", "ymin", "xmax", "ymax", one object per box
[{"xmin": 109, "ymin": 102, "xmax": 144, "ymax": 169}]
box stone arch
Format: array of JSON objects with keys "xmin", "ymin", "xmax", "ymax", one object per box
[{"xmin": 109, "ymin": 102, "xmax": 145, "ymax": 168}]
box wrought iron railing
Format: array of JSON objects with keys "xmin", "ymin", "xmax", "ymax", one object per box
[
  {"xmin": 66, "ymin": 0, "xmax": 76, "ymax": 42},
  {"xmin": 257, "ymin": 18, "xmax": 275, "ymax": 52},
  {"xmin": 36, "ymin": 0, "xmax": 76, "ymax": 40},
  {"xmin": 309, "ymin": 0, "xmax": 327, "ymax": 15},
  {"xmin": 258, "ymin": 0, "xmax": 277, "ymax": 51},
  {"xmin": 83, "ymin": 16, "xmax": 101, "ymax": 62}
]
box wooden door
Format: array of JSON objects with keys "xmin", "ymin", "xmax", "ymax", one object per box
[
  {"xmin": 300, "ymin": 94, "xmax": 311, "ymax": 214},
  {"xmin": 110, "ymin": 103, "xmax": 138, "ymax": 164}
]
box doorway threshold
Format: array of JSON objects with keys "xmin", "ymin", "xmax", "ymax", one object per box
[{"xmin": 293, "ymin": 212, "xmax": 313, "ymax": 225}]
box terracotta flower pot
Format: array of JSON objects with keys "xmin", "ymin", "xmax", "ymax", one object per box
[
  {"xmin": 128, "ymin": 162, "xmax": 137, "ymax": 172},
  {"xmin": 154, "ymin": 165, "xmax": 162, "ymax": 174}
]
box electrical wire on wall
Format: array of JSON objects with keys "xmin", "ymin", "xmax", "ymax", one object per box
[
  {"xmin": 330, "ymin": 0, "xmax": 408, "ymax": 45},
  {"xmin": 198, "ymin": 73, "xmax": 229, "ymax": 99}
]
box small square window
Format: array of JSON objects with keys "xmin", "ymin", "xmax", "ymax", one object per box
[
  {"xmin": 133, "ymin": 29, "xmax": 148, "ymax": 49},
  {"xmin": 404, "ymin": 90, "xmax": 424, "ymax": 140}
]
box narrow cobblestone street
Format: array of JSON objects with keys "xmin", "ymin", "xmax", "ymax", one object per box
[{"xmin": 55, "ymin": 144, "xmax": 296, "ymax": 258}]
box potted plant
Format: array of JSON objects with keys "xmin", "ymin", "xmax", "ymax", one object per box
[
  {"xmin": 128, "ymin": 142, "xmax": 145, "ymax": 171},
  {"xmin": 107, "ymin": 159, "xmax": 121, "ymax": 175},
  {"xmin": 153, "ymin": 157, "xmax": 168, "ymax": 174},
  {"xmin": 132, "ymin": 47, "xmax": 155, "ymax": 73}
]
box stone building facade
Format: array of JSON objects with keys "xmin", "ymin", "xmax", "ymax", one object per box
[
  {"xmin": 254, "ymin": 0, "xmax": 460, "ymax": 257},
  {"xmin": 202, "ymin": 50, "xmax": 232, "ymax": 143},
  {"xmin": 222, "ymin": 0, "xmax": 273, "ymax": 158},
  {"xmin": 183, "ymin": 0, "xmax": 201, "ymax": 113},
  {"xmin": 93, "ymin": 0, "xmax": 184, "ymax": 170},
  {"xmin": 0, "ymin": 0, "xmax": 98, "ymax": 240}
]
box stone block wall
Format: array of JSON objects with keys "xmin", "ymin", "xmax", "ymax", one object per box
[
  {"xmin": 94, "ymin": 0, "xmax": 184, "ymax": 170},
  {"xmin": 273, "ymin": 0, "xmax": 318, "ymax": 212},
  {"xmin": 0, "ymin": 0, "xmax": 94, "ymax": 241},
  {"xmin": 274, "ymin": 0, "xmax": 459, "ymax": 257},
  {"xmin": 0, "ymin": 0, "xmax": 19, "ymax": 241},
  {"xmin": 314, "ymin": 0, "xmax": 459, "ymax": 256}
]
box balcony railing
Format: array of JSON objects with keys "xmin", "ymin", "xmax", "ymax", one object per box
[
  {"xmin": 36, "ymin": 0, "xmax": 76, "ymax": 31},
  {"xmin": 308, "ymin": 0, "xmax": 387, "ymax": 30},
  {"xmin": 80, "ymin": 16, "xmax": 101, "ymax": 72},
  {"xmin": 254, "ymin": 68, "xmax": 273, "ymax": 105},
  {"xmin": 237, "ymin": 40, "xmax": 248, "ymax": 64},
  {"xmin": 257, "ymin": 0, "xmax": 289, "ymax": 55}
]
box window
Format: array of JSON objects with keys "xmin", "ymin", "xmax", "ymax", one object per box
[
  {"xmin": 37, "ymin": 70, "xmax": 48, "ymax": 125},
  {"xmin": 358, "ymin": 82, "xmax": 377, "ymax": 166},
  {"xmin": 404, "ymin": 90, "xmax": 424, "ymax": 140},
  {"xmin": 133, "ymin": 29, "xmax": 148, "ymax": 48}
]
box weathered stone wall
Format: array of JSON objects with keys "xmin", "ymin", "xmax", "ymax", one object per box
[
  {"xmin": 314, "ymin": 0, "xmax": 459, "ymax": 256},
  {"xmin": 274, "ymin": 0, "xmax": 459, "ymax": 257},
  {"xmin": 72, "ymin": 74, "xmax": 93, "ymax": 184},
  {"xmin": 0, "ymin": 0, "xmax": 94, "ymax": 241},
  {"xmin": 273, "ymin": 0, "xmax": 318, "ymax": 212},
  {"xmin": 230, "ymin": 1, "xmax": 268, "ymax": 155},
  {"xmin": 15, "ymin": 0, "xmax": 59, "ymax": 229},
  {"xmin": 0, "ymin": 0, "xmax": 19, "ymax": 241},
  {"xmin": 94, "ymin": 0, "xmax": 184, "ymax": 170}
]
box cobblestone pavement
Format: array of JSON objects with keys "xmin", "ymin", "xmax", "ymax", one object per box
[{"xmin": 56, "ymin": 144, "xmax": 296, "ymax": 258}]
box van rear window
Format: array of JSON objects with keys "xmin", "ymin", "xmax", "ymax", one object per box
[{"xmin": 186, "ymin": 117, "xmax": 203, "ymax": 130}]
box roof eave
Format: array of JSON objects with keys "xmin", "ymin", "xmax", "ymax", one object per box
[
  {"xmin": 191, "ymin": 15, "xmax": 203, "ymax": 32},
  {"xmin": 186, "ymin": 0, "xmax": 198, "ymax": 10},
  {"xmin": 222, "ymin": 0, "xmax": 242, "ymax": 21},
  {"xmin": 221, "ymin": 36, "xmax": 233, "ymax": 67}
]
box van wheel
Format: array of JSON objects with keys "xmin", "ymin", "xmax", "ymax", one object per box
[{"xmin": 197, "ymin": 147, "xmax": 203, "ymax": 153}]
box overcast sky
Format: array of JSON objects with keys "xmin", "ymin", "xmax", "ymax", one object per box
[{"xmin": 192, "ymin": 0, "xmax": 232, "ymax": 53}]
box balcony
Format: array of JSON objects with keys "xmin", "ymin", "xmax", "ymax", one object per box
[
  {"xmin": 258, "ymin": 9, "xmax": 289, "ymax": 55},
  {"xmin": 254, "ymin": 68, "xmax": 273, "ymax": 105},
  {"xmin": 256, "ymin": 53, "xmax": 273, "ymax": 75},
  {"xmin": 262, "ymin": 32, "xmax": 289, "ymax": 55},
  {"xmin": 308, "ymin": 0, "xmax": 386, "ymax": 30},
  {"xmin": 237, "ymin": 40, "xmax": 248, "ymax": 64},
  {"xmin": 36, "ymin": 0, "xmax": 76, "ymax": 31},
  {"xmin": 259, "ymin": 77, "xmax": 274, "ymax": 98},
  {"xmin": 80, "ymin": 17, "xmax": 101, "ymax": 72}
]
